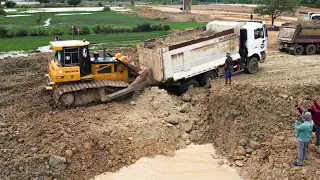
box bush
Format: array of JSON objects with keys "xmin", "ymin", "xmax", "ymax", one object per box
[
  {"xmin": 80, "ymin": 26, "xmax": 90, "ymax": 35},
  {"xmin": 103, "ymin": 6, "xmax": 110, "ymax": 11},
  {"xmin": 0, "ymin": 8, "xmax": 6, "ymax": 16},
  {"xmin": 0, "ymin": 26, "xmax": 8, "ymax": 38},
  {"xmin": 6, "ymin": 32, "xmax": 15, "ymax": 38},
  {"xmin": 163, "ymin": 25, "xmax": 170, "ymax": 31},
  {"xmin": 15, "ymin": 29, "xmax": 29, "ymax": 37},
  {"xmin": 67, "ymin": 0, "xmax": 81, "ymax": 6},
  {"xmin": 113, "ymin": 27, "xmax": 132, "ymax": 33},
  {"xmin": 134, "ymin": 23, "xmax": 152, "ymax": 32},
  {"xmin": 37, "ymin": 0, "xmax": 50, "ymax": 4},
  {"xmin": 5, "ymin": 1, "xmax": 16, "ymax": 8},
  {"xmin": 93, "ymin": 25, "xmax": 102, "ymax": 34},
  {"xmin": 151, "ymin": 24, "xmax": 163, "ymax": 31},
  {"xmin": 98, "ymin": 2, "xmax": 103, "ymax": 7},
  {"xmin": 52, "ymin": 28, "xmax": 64, "ymax": 36}
]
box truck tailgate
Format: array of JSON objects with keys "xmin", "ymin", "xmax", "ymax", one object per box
[{"xmin": 278, "ymin": 26, "xmax": 297, "ymax": 43}]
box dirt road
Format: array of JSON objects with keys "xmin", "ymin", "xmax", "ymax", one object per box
[{"xmin": 148, "ymin": 5, "xmax": 295, "ymax": 26}]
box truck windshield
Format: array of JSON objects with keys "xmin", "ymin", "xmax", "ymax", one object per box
[{"xmin": 311, "ymin": 16, "xmax": 320, "ymax": 20}]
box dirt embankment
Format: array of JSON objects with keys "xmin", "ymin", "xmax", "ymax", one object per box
[{"xmin": 189, "ymin": 84, "xmax": 320, "ymax": 180}]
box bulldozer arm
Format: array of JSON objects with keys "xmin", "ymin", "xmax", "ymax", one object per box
[{"xmin": 100, "ymin": 65, "xmax": 152, "ymax": 102}]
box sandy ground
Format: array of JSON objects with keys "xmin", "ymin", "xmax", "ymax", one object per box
[{"xmin": 2, "ymin": 6, "xmax": 320, "ymax": 180}]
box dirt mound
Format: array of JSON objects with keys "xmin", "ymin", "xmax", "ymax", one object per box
[
  {"xmin": 0, "ymin": 52, "xmax": 200, "ymax": 180},
  {"xmin": 124, "ymin": 6, "xmax": 215, "ymax": 22},
  {"xmin": 192, "ymin": 84, "xmax": 320, "ymax": 180}
]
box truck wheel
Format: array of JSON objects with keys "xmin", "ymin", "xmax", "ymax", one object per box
[
  {"xmin": 306, "ymin": 44, "xmax": 316, "ymax": 55},
  {"xmin": 198, "ymin": 71, "xmax": 218, "ymax": 87},
  {"xmin": 180, "ymin": 78, "xmax": 200, "ymax": 94},
  {"xmin": 245, "ymin": 57, "xmax": 259, "ymax": 74},
  {"xmin": 293, "ymin": 45, "xmax": 304, "ymax": 55}
]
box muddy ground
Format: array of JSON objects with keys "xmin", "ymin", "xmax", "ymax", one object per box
[{"xmin": 2, "ymin": 9, "xmax": 320, "ymax": 180}]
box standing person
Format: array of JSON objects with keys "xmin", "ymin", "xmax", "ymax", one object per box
[
  {"xmin": 293, "ymin": 112, "xmax": 314, "ymax": 166},
  {"xmin": 224, "ymin": 52, "xmax": 233, "ymax": 86},
  {"xmin": 312, "ymin": 98, "xmax": 320, "ymax": 147},
  {"xmin": 55, "ymin": 35, "xmax": 59, "ymax": 41}
]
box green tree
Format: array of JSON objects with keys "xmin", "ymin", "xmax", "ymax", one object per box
[
  {"xmin": 254, "ymin": 0, "xmax": 299, "ymax": 26},
  {"xmin": 37, "ymin": 0, "xmax": 50, "ymax": 4},
  {"xmin": 67, "ymin": 0, "xmax": 81, "ymax": 6},
  {"xmin": 131, "ymin": 0, "xmax": 135, "ymax": 6},
  {"xmin": 5, "ymin": 1, "xmax": 16, "ymax": 8},
  {"xmin": 36, "ymin": 13, "xmax": 43, "ymax": 32}
]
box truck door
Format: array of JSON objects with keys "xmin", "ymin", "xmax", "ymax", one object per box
[{"xmin": 252, "ymin": 27, "xmax": 267, "ymax": 53}]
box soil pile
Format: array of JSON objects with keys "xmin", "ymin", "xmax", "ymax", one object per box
[
  {"xmin": 192, "ymin": 84, "xmax": 320, "ymax": 180},
  {"xmin": 0, "ymin": 52, "xmax": 199, "ymax": 180}
]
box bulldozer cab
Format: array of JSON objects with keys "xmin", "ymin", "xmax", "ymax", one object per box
[{"xmin": 50, "ymin": 40, "xmax": 91, "ymax": 76}]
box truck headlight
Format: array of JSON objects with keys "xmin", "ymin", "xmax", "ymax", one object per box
[{"xmin": 58, "ymin": 70, "xmax": 63, "ymax": 74}]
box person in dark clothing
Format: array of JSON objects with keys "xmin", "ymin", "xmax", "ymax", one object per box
[{"xmin": 224, "ymin": 52, "xmax": 233, "ymax": 85}]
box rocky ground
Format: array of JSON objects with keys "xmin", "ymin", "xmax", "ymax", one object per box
[{"xmin": 2, "ymin": 8, "xmax": 320, "ymax": 180}]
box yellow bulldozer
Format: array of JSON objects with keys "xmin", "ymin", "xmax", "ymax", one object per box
[{"xmin": 45, "ymin": 39, "xmax": 150, "ymax": 108}]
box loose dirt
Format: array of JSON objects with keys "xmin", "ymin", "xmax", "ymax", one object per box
[{"xmin": 2, "ymin": 10, "xmax": 320, "ymax": 180}]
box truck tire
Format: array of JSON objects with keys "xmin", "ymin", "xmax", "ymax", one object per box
[
  {"xmin": 180, "ymin": 78, "xmax": 200, "ymax": 94},
  {"xmin": 245, "ymin": 57, "xmax": 259, "ymax": 74},
  {"xmin": 293, "ymin": 45, "xmax": 304, "ymax": 55},
  {"xmin": 198, "ymin": 70, "xmax": 218, "ymax": 87},
  {"xmin": 305, "ymin": 44, "xmax": 316, "ymax": 55}
]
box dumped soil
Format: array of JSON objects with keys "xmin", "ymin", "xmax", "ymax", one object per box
[{"xmin": 0, "ymin": 50, "xmax": 200, "ymax": 179}]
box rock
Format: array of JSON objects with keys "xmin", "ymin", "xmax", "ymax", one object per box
[
  {"xmin": 177, "ymin": 104, "xmax": 189, "ymax": 113},
  {"xmin": 84, "ymin": 142, "xmax": 93, "ymax": 151},
  {"xmin": 278, "ymin": 136, "xmax": 285, "ymax": 141},
  {"xmin": 246, "ymin": 154, "xmax": 251, "ymax": 158},
  {"xmin": 166, "ymin": 123, "xmax": 174, "ymax": 127},
  {"xmin": 18, "ymin": 167, "xmax": 24, "ymax": 171},
  {"xmin": 211, "ymin": 154, "xmax": 219, "ymax": 159},
  {"xmin": 234, "ymin": 156, "xmax": 245, "ymax": 160},
  {"xmin": 152, "ymin": 101, "xmax": 161, "ymax": 110},
  {"xmin": 236, "ymin": 146, "xmax": 246, "ymax": 156},
  {"xmin": 185, "ymin": 139, "xmax": 191, "ymax": 145},
  {"xmin": 31, "ymin": 147, "xmax": 38, "ymax": 153},
  {"xmin": 250, "ymin": 140, "xmax": 261, "ymax": 150},
  {"xmin": 181, "ymin": 133, "xmax": 190, "ymax": 141},
  {"xmin": 229, "ymin": 163, "xmax": 233, "ymax": 167},
  {"xmin": 49, "ymin": 155, "xmax": 66, "ymax": 170},
  {"xmin": 238, "ymin": 139, "xmax": 247, "ymax": 147},
  {"xmin": 246, "ymin": 148, "xmax": 254, "ymax": 154},
  {"xmin": 165, "ymin": 116, "xmax": 179, "ymax": 125},
  {"xmin": 218, "ymin": 160, "xmax": 224, "ymax": 165},
  {"xmin": 214, "ymin": 138, "xmax": 223, "ymax": 147},
  {"xmin": 64, "ymin": 150, "xmax": 73, "ymax": 157},
  {"xmin": 181, "ymin": 120, "xmax": 194, "ymax": 133},
  {"xmin": 235, "ymin": 160, "xmax": 244, "ymax": 167},
  {"xmin": 130, "ymin": 101, "xmax": 136, "ymax": 105},
  {"xmin": 280, "ymin": 94, "xmax": 288, "ymax": 98},
  {"xmin": 128, "ymin": 137, "xmax": 133, "ymax": 141},
  {"xmin": 65, "ymin": 128, "xmax": 72, "ymax": 133},
  {"xmin": 182, "ymin": 94, "xmax": 192, "ymax": 102}
]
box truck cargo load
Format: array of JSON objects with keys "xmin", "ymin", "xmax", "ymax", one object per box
[
  {"xmin": 137, "ymin": 20, "xmax": 268, "ymax": 94},
  {"xmin": 279, "ymin": 12, "xmax": 320, "ymax": 55}
]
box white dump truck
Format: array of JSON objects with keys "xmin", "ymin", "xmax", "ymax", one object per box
[{"xmin": 137, "ymin": 20, "xmax": 268, "ymax": 94}]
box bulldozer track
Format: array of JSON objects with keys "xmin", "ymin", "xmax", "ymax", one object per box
[{"xmin": 53, "ymin": 80, "xmax": 129, "ymax": 106}]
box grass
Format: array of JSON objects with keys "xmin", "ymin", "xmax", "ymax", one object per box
[
  {"xmin": 0, "ymin": 31, "xmax": 170, "ymax": 53},
  {"xmin": 0, "ymin": 11, "xmax": 206, "ymax": 34}
]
